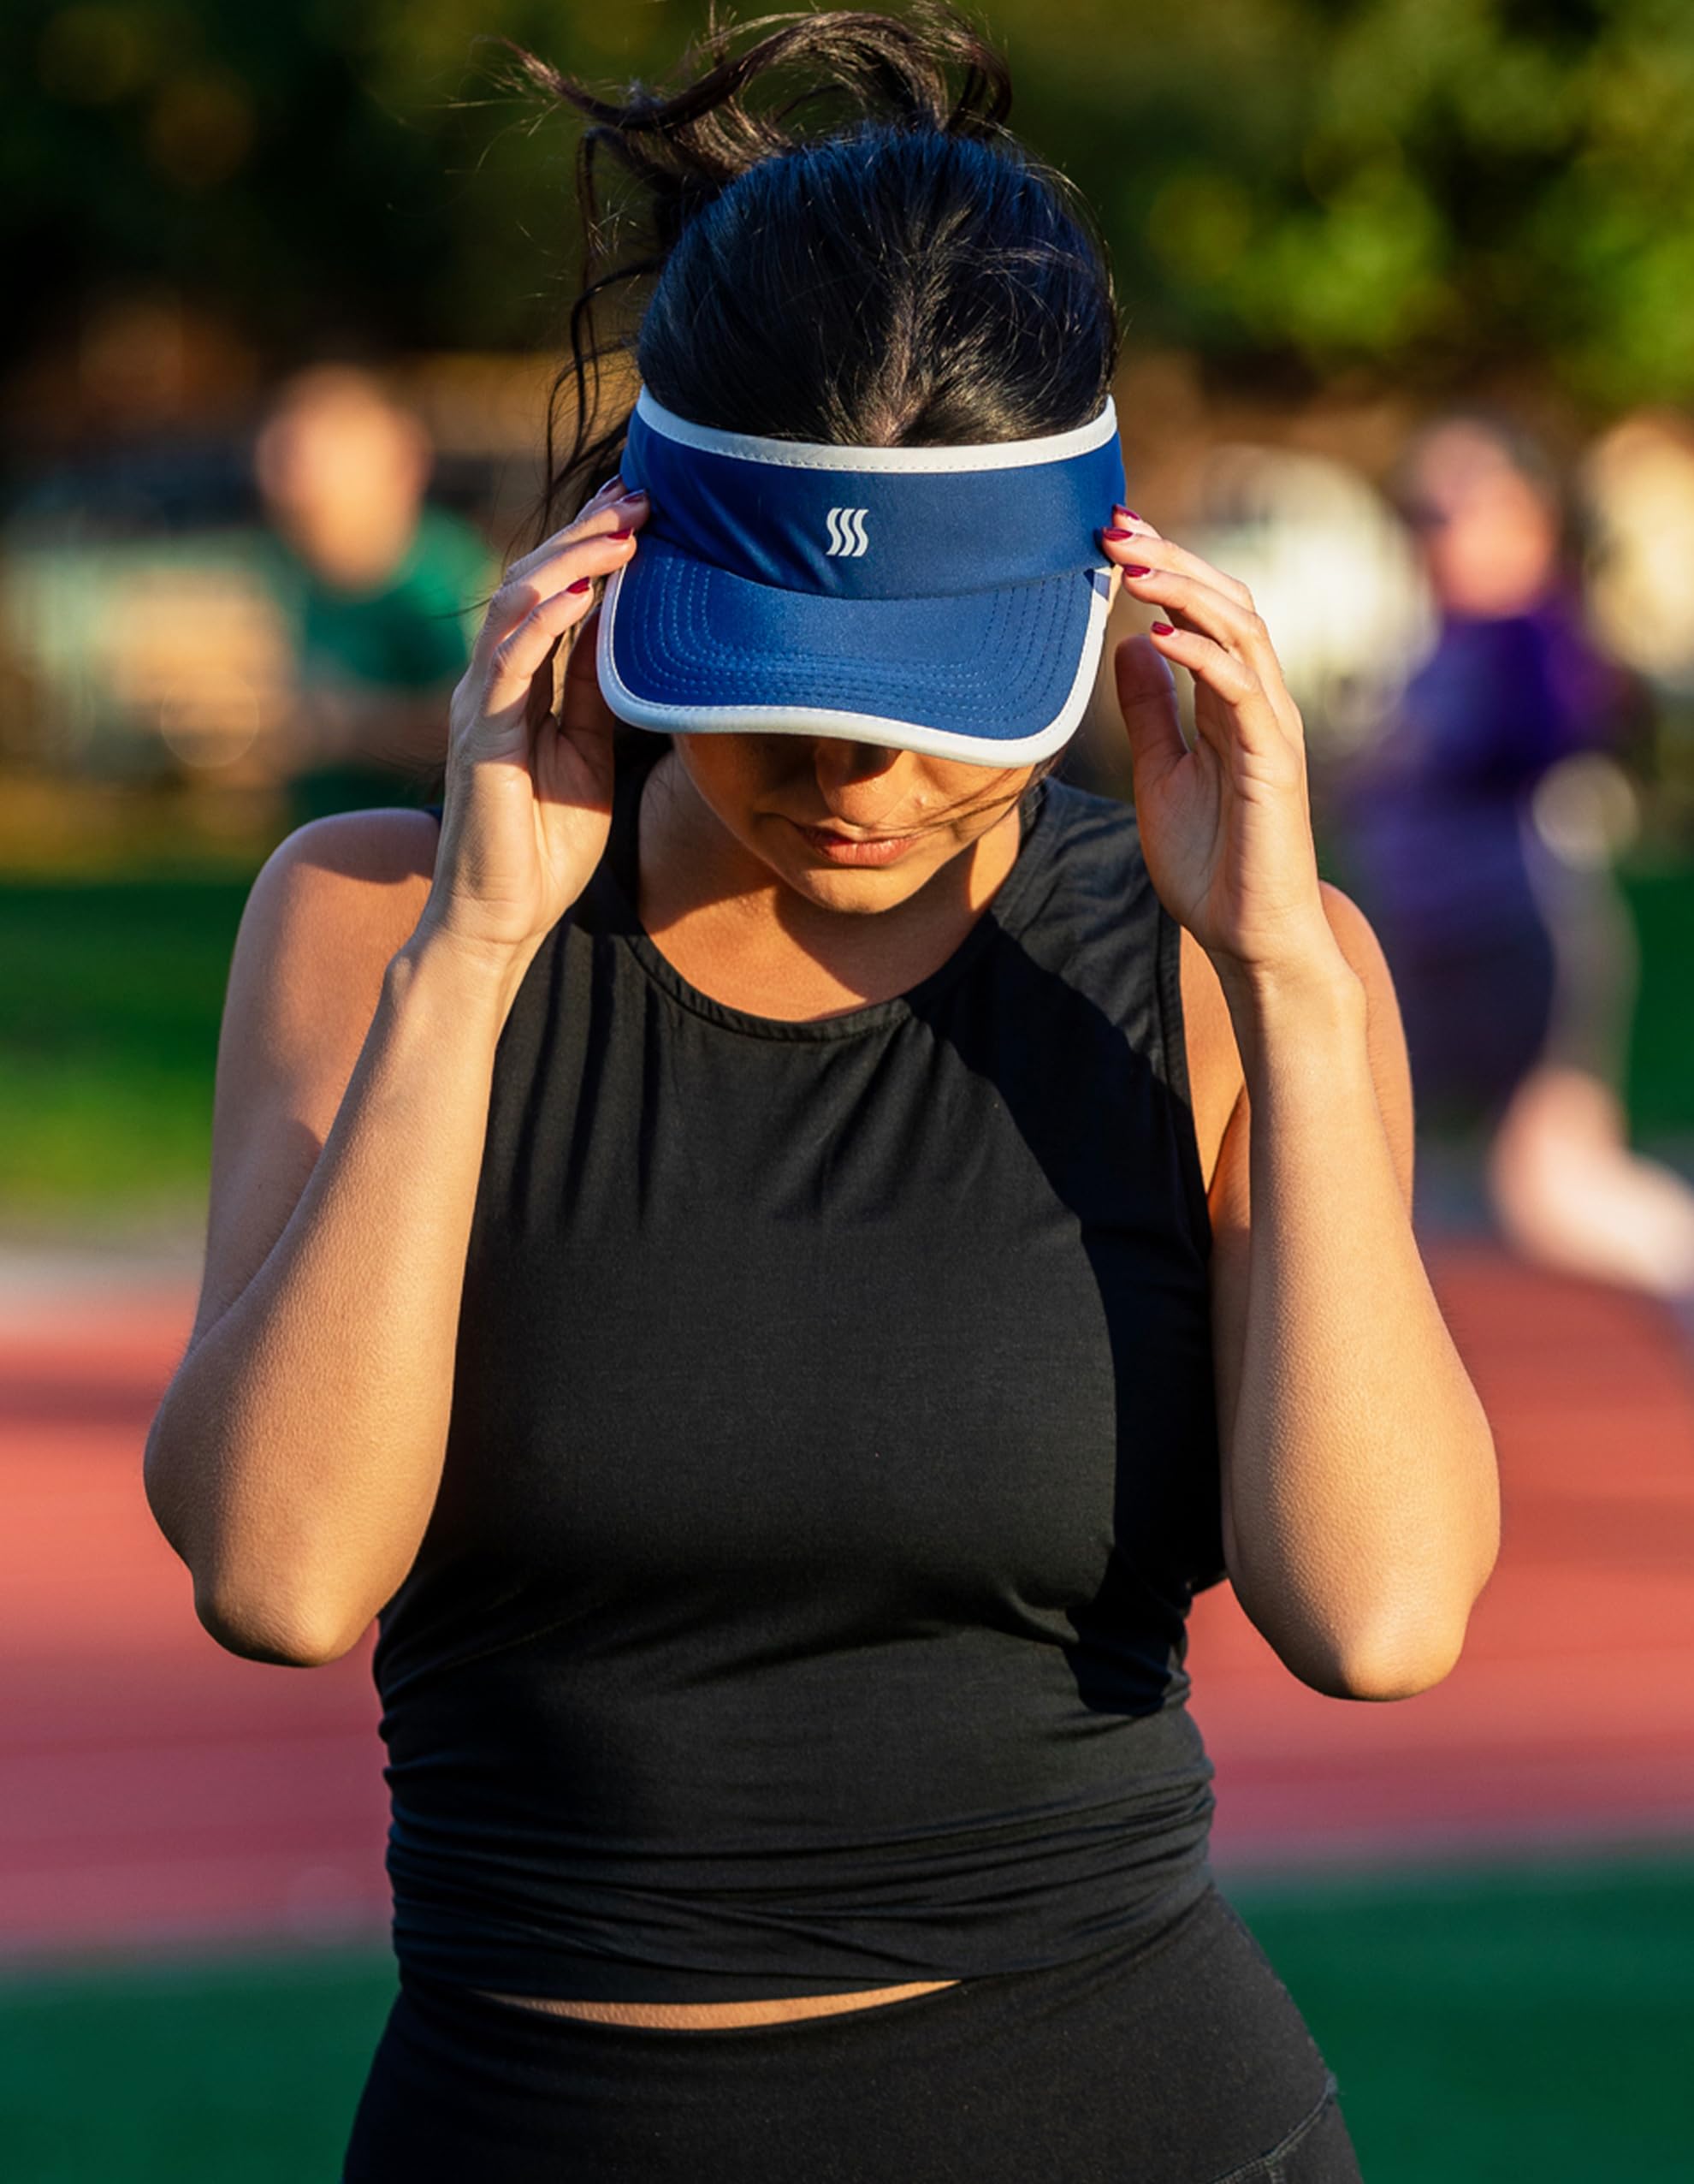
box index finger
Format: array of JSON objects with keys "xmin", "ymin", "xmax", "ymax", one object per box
[
  {"xmin": 503, "ymin": 478, "xmax": 639, "ymax": 585},
  {"xmin": 1105, "ymin": 516, "xmax": 1255, "ymax": 614}
]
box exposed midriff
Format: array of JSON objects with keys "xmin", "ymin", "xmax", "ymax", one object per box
[{"xmin": 470, "ymin": 1979, "xmax": 960, "ymax": 2027}]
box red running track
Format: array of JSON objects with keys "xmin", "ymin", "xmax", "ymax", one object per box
[{"xmin": 3, "ymin": 1243, "xmax": 1691, "ymax": 1967}]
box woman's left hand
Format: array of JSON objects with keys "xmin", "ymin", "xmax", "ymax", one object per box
[{"xmin": 1099, "ymin": 513, "xmax": 1342, "ymax": 987}]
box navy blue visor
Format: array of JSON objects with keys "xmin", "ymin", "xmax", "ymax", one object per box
[{"xmin": 595, "ymin": 387, "xmax": 1127, "ymax": 764}]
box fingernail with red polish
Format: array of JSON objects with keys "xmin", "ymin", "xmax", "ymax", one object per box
[
  {"xmin": 1114, "ymin": 507, "xmax": 1142, "ymax": 524},
  {"xmin": 1102, "ymin": 526, "xmax": 1136, "ymax": 543},
  {"xmin": 1122, "ymin": 564, "xmax": 1151, "ymax": 578},
  {"xmin": 567, "ymin": 577, "xmax": 593, "ymax": 594},
  {"xmin": 1151, "ymin": 621, "xmax": 1176, "ymax": 636},
  {"xmin": 609, "ymin": 528, "xmax": 632, "ymax": 541}
]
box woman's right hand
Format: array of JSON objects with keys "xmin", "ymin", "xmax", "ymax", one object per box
[{"xmin": 417, "ymin": 476, "xmax": 649, "ymax": 970}]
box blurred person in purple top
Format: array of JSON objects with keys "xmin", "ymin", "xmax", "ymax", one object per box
[
  {"xmin": 1342, "ymin": 414, "xmax": 1694, "ymax": 1304},
  {"xmin": 1343, "ymin": 416, "xmax": 1618, "ymax": 1117}
]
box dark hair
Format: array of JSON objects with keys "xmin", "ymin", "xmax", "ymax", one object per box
[{"xmin": 439, "ymin": 3, "xmax": 1121, "ymax": 798}]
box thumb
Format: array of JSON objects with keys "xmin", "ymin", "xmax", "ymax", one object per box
[
  {"xmin": 1113, "ymin": 632, "xmax": 1188, "ymax": 785},
  {"xmin": 560, "ymin": 601, "xmax": 622, "ymax": 742}
]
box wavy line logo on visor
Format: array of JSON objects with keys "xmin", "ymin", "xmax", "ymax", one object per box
[{"xmin": 825, "ymin": 507, "xmax": 871, "ymax": 558}]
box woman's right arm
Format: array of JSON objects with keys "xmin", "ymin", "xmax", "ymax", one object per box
[
  {"xmin": 143, "ymin": 476, "xmax": 649, "ymax": 1667},
  {"xmin": 143, "ymin": 836, "xmax": 526, "ymax": 1669}
]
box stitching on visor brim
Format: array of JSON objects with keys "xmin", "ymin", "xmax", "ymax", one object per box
[{"xmin": 595, "ymin": 562, "xmax": 1111, "ymax": 766}]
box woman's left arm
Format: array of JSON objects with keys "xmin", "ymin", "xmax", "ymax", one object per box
[{"xmin": 1101, "ymin": 513, "xmax": 1501, "ymax": 1701}]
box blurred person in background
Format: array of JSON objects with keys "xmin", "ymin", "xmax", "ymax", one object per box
[
  {"xmin": 1340, "ymin": 414, "xmax": 1694, "ymax": 1308},
  {"xmin": 253, "ymin": 364, "xmax": 495, "ymax": 824}
]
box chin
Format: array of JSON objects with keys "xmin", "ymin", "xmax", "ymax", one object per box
[
  {"xmin": 779, "ymin": 860, "xmax": 931, "ymax": 915},
  {"xmin": 756, "ymin": 815, "xmax": 949, "ymax": 909}
]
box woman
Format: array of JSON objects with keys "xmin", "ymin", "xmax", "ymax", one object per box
[
  {"xmin": 142, "ymin": 9, "xmax": 1499, "ymax": 2179},
  {"xmin": 1340, "ymin": 414, "xmax": 1694, "ymax": 1300},
  {"xmin": 1338, "ymin": 413, "xmax": 1629, "ymax": 1134}
]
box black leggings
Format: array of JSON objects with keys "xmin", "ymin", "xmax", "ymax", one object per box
[{"xmin": 341, "ymin": 1882, "xmax": 1361, "ymax": 2181}]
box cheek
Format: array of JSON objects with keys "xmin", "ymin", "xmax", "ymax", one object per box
[
  {"xmin": 673, "ymin": 736, "xmax": 775, "ymax": 826},
  {"xmin": 922, "ymin": 762, "xmax": 1034, "ymax": 831}
]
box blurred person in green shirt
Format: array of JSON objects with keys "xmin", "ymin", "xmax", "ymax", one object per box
[{"xmin": 252, "ymin": 363, "xmax": 495, "ymax": 822}]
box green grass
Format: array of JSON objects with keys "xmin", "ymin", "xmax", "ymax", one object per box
[
  {"xmin": 2, "ymin": 855, "xmax": 1693, "ymax": 1226},
  {"xmin": 1240, "ymin": 1854, "xmax": 1694, "ymax": 2182},
  {"xmin": 0, "ymin": 1855, "xmax": 1689, "ymax": 2181},
  {"xmin": 0, "ymin": 1945, "xmax": 388, "ymax": 2183},
  {"xmin": 0, "ymin": 875, "xmax": 251, "ymax": 1226},
  {"xmin": 1617, "ymin": 863, "xmax": 1694, "ymax": 1138}
]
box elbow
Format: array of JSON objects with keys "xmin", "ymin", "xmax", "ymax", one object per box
[
  {"xmin": 146, "ymin": 1424, "xmax": 372, "ymax": 1670},
  {"xmin": 1252, "ymin": 1424, "xmax": 1502, "ymax": 1705},
  {"xmin": 1293, "ymin": 1599, "xmax": 1476, "ymax": 1702},
  {"xmin": 192, "ymin": 1576, "xmax": 365, "ymax": 1670},
  {"xmin": 1305, "ymin": 1637, "xmax": 1466, "ymax": 1703}
]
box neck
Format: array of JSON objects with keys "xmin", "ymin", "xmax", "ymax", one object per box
[{"xmin": 635, "ymin": 747, "xmax": 1026, "ymax": 1020}]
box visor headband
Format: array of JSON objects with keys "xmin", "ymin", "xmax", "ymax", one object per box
[{"xmin": 619, "ymin": 388, "xmax": 1126, "ymax": 603}]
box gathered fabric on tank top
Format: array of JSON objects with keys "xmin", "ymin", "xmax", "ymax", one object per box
[{"xmin": 374, "ymin": 733, "xmax": 1223, "ymax": 2003}]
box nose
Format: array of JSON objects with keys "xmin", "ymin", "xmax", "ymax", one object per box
[
  {"xmin": 808, "ymin": 738, "xmax": 917, "ymax": 827},
  {"xmin": 812, "ymin": 737, "xmax": 903, "ymax": 792}
]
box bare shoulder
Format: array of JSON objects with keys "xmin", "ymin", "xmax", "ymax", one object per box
[
  {"xmin": 188, "ymin": 806, "xmax": 441, "ymax": 1350},
  {"xmin": 240, "ymin": 804, "xmax": 440, "ymax": 963},
  {"xmin": 223, "ymin": 805, "xmax": 441, "ymax": 1065}
]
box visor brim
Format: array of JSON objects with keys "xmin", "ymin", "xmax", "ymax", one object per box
[{"xmin": 596, "ymin": 542, "xmax": 1111, "ymax": 766}]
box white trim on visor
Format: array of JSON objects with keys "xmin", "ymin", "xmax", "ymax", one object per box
[
  {"xmin": 633, "ymin": 386, "xmax": 1121, "ymax": 475},
  {"xmin": 595, "ymin": 565, "xmax": 1113, "ymax": 767}
]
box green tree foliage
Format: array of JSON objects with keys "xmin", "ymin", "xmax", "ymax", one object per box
[{"xmin": 4, "ymin": 0, "xmax": 1691, "ymax": 407}]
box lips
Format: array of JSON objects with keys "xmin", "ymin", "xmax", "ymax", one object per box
[{"xmin": 789, "ymin": 819, "xmax": 923, "ymax": 867}]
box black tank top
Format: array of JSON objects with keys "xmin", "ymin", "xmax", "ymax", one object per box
[{"xmin": 374, "ymin": 733, "xmax": 1223, "ymax": 2001}]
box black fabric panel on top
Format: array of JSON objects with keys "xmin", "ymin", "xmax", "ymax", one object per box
[{"xmin": 381, "ymin": 736, "xmax": 1223, "ymax": 2001}]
